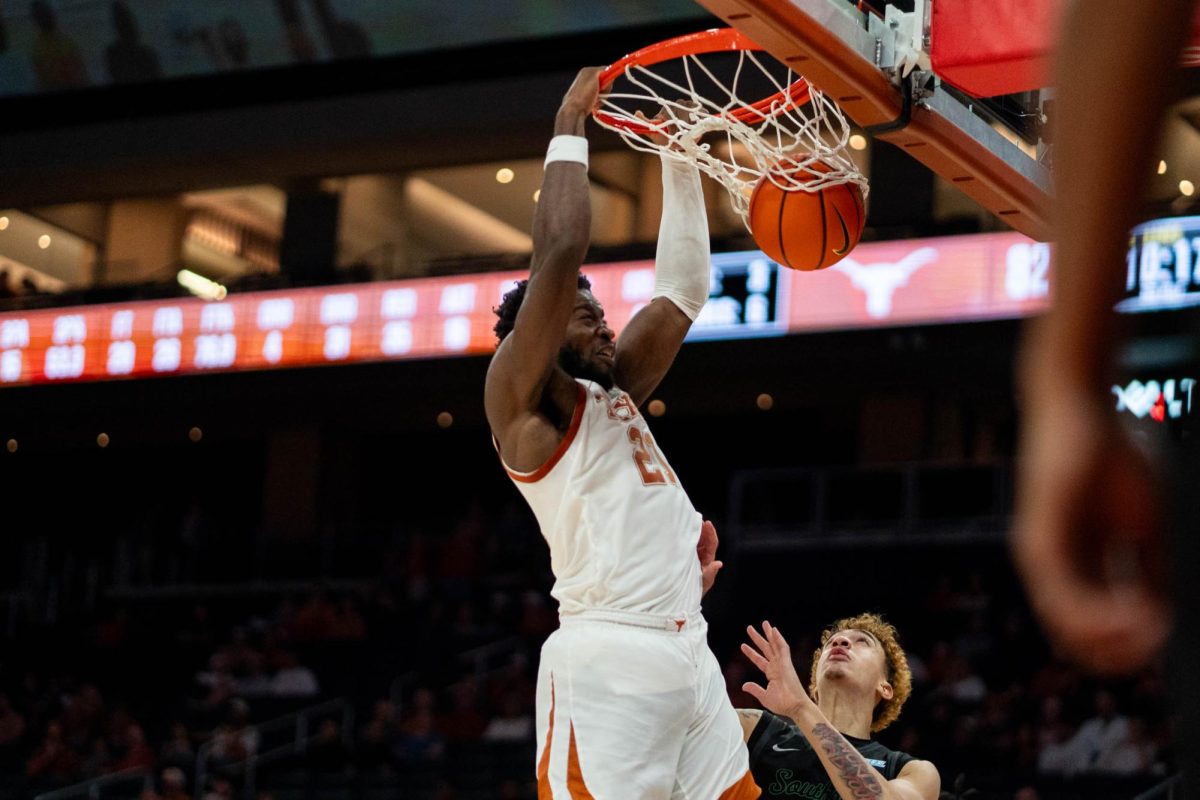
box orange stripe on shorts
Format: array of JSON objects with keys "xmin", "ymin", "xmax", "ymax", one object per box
[
  {"xmin": 566, "ymin": 722, "xmax": 595, "ymax": 799},
  {"xmin": 718, "ymin": 769, "xmax": 762, "ymax": 800},
  {"xmin": 537, "ymin": 679, "xmax": 555, "ymax": 799}
]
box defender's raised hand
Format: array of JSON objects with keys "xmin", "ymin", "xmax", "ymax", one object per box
[{"xmin": 741, "ymin": 621, "xmax": 810, "ymax": 719}]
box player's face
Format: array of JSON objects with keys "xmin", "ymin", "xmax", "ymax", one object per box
[
  {"xmin": 816, "ymin": 628, "xmax": 891, "ymax": 700},
  {"xmin": 558, "ymin": 291, "xmax": 615, "ymax": 390}
]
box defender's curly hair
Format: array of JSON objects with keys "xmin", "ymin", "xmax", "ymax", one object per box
[
  {"xmin": 493, "ymin": 274, "xmax": 593, "ymax": 343},
  {"xmin": 808, "ymin": 612, "xmax": 912, "ymax": 733}
]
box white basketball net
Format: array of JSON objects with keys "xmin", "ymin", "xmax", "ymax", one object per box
[{"xmin": 594, "ymin": 47, "xmax": 869, "ymax": 230}]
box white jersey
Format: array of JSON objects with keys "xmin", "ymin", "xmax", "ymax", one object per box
[{"xmin": 501, "ymin": 378, "xmax": 704, "ymax": 617}]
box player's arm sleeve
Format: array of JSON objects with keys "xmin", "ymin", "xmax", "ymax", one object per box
[
  {"xmin": 611, "ymin": 154, "xmax": 709, "ymax": 405},
  {"xmin": 653, "ymin": 154, "xmax": 711, "ymax": 320}
]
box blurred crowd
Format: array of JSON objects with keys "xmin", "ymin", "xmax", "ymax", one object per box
[
  {"xmin": 0, "ymin": 498, "xmax": 1175, "ymax": 800},
  {"xmin": 805, "ymin": 574, "xmax": 1172, "ymax": 793}
]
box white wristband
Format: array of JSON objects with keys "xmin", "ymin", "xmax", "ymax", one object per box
[{"xmin": 544, "ymin": 135, "xmax": 589, "ymax": 169}]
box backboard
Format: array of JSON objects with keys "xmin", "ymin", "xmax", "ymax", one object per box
[{"xmin": 692, "ymin": 0, "xmax": 1056, "ymax": 240}]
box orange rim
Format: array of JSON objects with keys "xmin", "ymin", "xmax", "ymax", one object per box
[{"xmin": 594, "ymin": 27, "xmax": 812, "ymax": 135}]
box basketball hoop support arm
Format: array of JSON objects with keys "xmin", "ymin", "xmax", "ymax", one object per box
[{"xmin": 694, "ymin": 0, "xmax": 1052, "ymax": 240}]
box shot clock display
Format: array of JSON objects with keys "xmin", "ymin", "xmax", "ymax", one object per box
[{"xmin": 1122, "ymin": 215, "xmax": 1200, "ymax": 313}]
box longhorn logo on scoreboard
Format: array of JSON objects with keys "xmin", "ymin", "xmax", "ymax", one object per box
[{"xmin": 829, "ymin": 247, "xmax": 939, "ymax": 319}]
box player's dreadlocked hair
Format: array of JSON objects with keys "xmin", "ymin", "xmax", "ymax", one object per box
[
  {"xmin": 808, "ymin": 612, "xmax": 913, "ymax": 733},
  {"xmin": 493, "ymin": 274, "xmax": 593, "ymax": 343}
]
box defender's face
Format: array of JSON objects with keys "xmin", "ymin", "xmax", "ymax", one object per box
[
  {"xmin": 559, "ymin": 291, "xmax": 615, "ymax": 386},
  {"xmin": 816, "ymin": 628, "xmax": 891, "ymax": 700}
]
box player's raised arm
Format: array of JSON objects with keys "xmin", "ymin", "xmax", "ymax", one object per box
[
  {"xmin": 614, "ymin": 142, "xmax": 711, "ymax": 407},
  {"xmin": 1013, "ymin": 0, "xmax": 1193, "ymax": 675},
  {"xmin": 485, "ymin": 68, "xmax": 600, "ymax": 424}
]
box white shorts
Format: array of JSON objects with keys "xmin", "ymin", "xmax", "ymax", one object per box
[{"xmin": 534, "ymin": 609, "xmax": 760, "ymax": 800}]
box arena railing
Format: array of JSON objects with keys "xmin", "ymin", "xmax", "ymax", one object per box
[
  {"xmin": 193, "ymin": 697, "xmax": 354, "ymax": 800},
  {"xmin": 728, "ymin": 462, "xmax": 1011, "ymax": 550},
  {"xmin": 457, "ymin": 635, "xmax": 520, "ymax": 681},
  {"xmin": 31, "ymin": 765, "xmax": 152, "ymax": 800},
  {"xmin": 1133, "ymin": 774, "xmax": 1183, "ymax": 800}
]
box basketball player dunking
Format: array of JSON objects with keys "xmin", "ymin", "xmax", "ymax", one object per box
[
  {"xmin": 737, "ymin": 614, "xmax": 939, "ymax": 800},
  {"xmin": 485, "ymin": 68, "xmax": 759, "ymax": 799}
]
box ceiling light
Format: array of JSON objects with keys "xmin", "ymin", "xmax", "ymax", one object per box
[
  {"xmin": 756, "ymin": 393, "xmax": 774, "ymax": 411},
  {"xmin": 5, "ymin": 439, "xmax": 16, "ymax": 453},
  {"xmin": 1182, "ymin": 180, "xmax": 1195, "ymax": 197},
  {"xmin": 1158, "ymin": 160, "xmax": 1168, "ymax": 175},
  {"xmin": 97, "ymin": 433, "xmax": 110, "ymax": 448},
  {"xmin": 0, "ymin": 217, "xmax": 8, "ymax": 231},
  {"xmin": 437, "ymin": 411, "xmax": 453, "ymax": 428},
  {"xmin": 849, "ymin": 134, "xmax": 867, "ymax": 151},
  {"xmin": 496, "ymin": 168, "xmax": 515, "ymax": 184},
  {"xmin": 37, "ymin": 235, "xmax": 51, "ymax": 249},
  {"xmin": 532, "ymin": 189, "xmax": 541, "ymax": 202},
  {"xmin": 647, "ymin": 399, "xmax": 666, "ymax": 417},
  {"xmin": 177, "ymin": 269, "xmax": 228, "ymax": 301},
  {"xmin": 189, "ymin": 427, "xmax": 203, "ymax": 443}
]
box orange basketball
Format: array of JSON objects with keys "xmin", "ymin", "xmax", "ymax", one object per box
[{"xmin": 748, "ymin": 164, "xmax": 865, "ymax": 271}]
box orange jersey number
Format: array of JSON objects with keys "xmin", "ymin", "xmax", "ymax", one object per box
[{"xmin": 628, "ymin": 427, "xmax": 678, "ymax": 486}]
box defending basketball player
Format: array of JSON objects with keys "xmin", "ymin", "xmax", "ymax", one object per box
[
  {"xmin": 484, "ymin": 67, "xmax": 758, "ymax": 799},
  {"xmin": 737, "ymin": 615, "xmax": 939, "ymax": 800}
]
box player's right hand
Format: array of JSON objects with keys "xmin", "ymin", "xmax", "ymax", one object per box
[
  {"xmin": 741, "ymin": 621, "xmax": 811, "ymax": 720},
  {"xmin": 560, "ymin": 66, "xmax": 605, "ymax": 115}
]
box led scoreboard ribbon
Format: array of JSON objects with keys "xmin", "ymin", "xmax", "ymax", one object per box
[{"xmin": 0, "ymin": 232, "xmax": 1051, "ymax": 387}]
